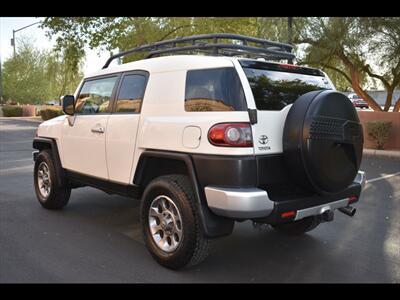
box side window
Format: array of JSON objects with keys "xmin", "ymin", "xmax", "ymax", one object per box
[
  {"xmin": 115, "ymin": 74, "xmax": 147, "ymax": 113},
  {"xmin": 185, "ymin": 67, "xmax": 247, "ymax": 112},
  {"xmin": 75, "ymin": 77, "xmax": 118, "ymax": 114}
]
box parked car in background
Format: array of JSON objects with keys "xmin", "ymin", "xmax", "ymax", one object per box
[{"xmin": 348, "ymin": 93, "xmax": 369, "ymax": 109}]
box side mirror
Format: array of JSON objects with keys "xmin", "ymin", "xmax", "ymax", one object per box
[{"xmin": 61, "ymin": 95, "xmax": 75, "ymax": 115}]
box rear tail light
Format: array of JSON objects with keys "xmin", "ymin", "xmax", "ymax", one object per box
[
  {"xmin": 208, "ymin": 123, "xmax": 253, "ymax": 147},
  {"xmin": 281, "ymin": 211, "xmax": 296, "ymax": 219},
  {"xmin": 278, "ymin": 63, "xmax": 299, "ymax": 70},
  {"xmin": 348, "ymin": 196, "xmax": 358, "ymax": 204}
]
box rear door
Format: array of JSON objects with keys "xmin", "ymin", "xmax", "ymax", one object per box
[
  {"xmin": 235, "ymin": 60, "xmax": 334, "ymax": 155},
  {"xmin": 106, "ymin": 71, "xmax": 149, "ymax": 184},
  {"xmin": 61, "ymin": 75, "xmax": 119, "ymax": 179}
]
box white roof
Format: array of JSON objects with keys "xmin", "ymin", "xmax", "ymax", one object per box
[{"xmin": 86, "ymin": 55, "xmax": 237, "ymax": 78}]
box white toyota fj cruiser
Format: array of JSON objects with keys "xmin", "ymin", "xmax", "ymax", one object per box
[{"xmin": 33, "ymin": 34, "xmax": 366, "ymax": 269}]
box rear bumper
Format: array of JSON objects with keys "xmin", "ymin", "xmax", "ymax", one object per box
[
  {"xmin": 203, "ymin": 187, "xmax": 273, "ymax": 218},
  {"xmin": 204, "ymin": 171, "xmax": 366, "ymax": 221}
]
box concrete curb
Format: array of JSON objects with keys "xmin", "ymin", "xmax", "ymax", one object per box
[{"xmin": 363, "ymin": 148, "xmax": 400, "ymax": 159}]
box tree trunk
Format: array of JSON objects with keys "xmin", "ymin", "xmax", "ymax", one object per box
[
  {"xmin": 337, "ymin": 50, "xmax": 383, "ymax": 111},
  {"xmin": 350, "ymin": 69, "xmax": 383, "ymax": 111},
  {"xmin": 393, "ymin": 96, "xmax": 400, "ymax": 112},
  {"xmin": 384, "ymin": 86, "xmax": 394, "ymax": 111}
]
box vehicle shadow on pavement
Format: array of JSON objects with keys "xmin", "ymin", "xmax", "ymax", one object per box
[
  {"xmin": 64, "ymin": 188, "xmax": 143, "ymax": 242},
  {"xmin": 60, "ymin": 187, "xmax": 327, "ymax": 282},
  {"xmin": 190, "ymin": 177, "xmax": 399, "ymax": 283},
  {"xmin": 198, "ymin": 224, "xmax": 326, "ymax": 282},
  {"xmin": 27, "ymin": 180, "xmax": 399, "ymax": 283}
]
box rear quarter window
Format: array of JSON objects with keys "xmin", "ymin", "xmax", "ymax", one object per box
[{"xmin": 185, "ymin": 67, "xmax": 247, "ymax": 112}]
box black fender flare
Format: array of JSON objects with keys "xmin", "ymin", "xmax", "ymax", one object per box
[
  {"xmin": 134, "ymin": 150, "xmax": 234, "ymax": 238},
  {"xmin": 32, "ymin": 137, "xmax": 67, "ymax": 187}
]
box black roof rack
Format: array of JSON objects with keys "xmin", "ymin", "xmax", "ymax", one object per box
[{"xmin": 102, "ymin": 33, "xmax": 295, "ymax": 69}]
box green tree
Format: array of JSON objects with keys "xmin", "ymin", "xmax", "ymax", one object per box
[
  {"xmin": 2, "ymin": 37, "xmax": 84, "ymax": 104},
  {"xmin": 49, "ymin": 17, "xmax": 391, "ymax": 106},
  {"xmin": 41, "ymin": 17, "xmax": 265, "ymax": 63},
  {"xmin": 294, "ymin": 17, "xmax": 400, "ymax": 112},
  {"xmin": 46, "ymin": 44, "xmax": 84, "ymax": 98},
  {"xmin": 3, "ymin": 38, "xmax": 49, "ymax": 104}
]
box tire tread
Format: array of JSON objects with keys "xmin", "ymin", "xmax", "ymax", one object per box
[
  {"xmin": 34, "ymin": 150, "xmax": 71, "ymax": 210},
  {"xmin": 141, "ymin": 174, "xmax": 209, "ymax": 269}
]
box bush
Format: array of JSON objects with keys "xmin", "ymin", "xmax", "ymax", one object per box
[
  {"xmin": 366, "ymin": 121, "xmax": 392, "ymax": 150},
  {"xmin": 2, "ymin": 105, "xmax": 23, "ymax": 117},
  {"xmin": 40, "ymin": 107, "xmax": 64, "ymax": 120}
]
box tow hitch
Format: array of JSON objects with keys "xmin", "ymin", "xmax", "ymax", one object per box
[
  {"xmin": 321, "ymin": 210, "xmax": 334, "ymax": 223},
  {"xmin": 338, "ymin": 206, "xmax": 356, "ymax": 217}
]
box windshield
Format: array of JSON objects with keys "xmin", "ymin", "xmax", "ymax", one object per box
[{"xmin": 243, "ymin": 68, "xmax": 333, "ymax": 111}]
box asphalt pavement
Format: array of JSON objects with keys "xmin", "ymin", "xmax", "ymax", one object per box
[{"xmin": 0, "ymin": 118, "xmax": 399, "ymax": 283}]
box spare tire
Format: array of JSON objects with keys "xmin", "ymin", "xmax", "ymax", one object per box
[{"xmin": 283, "ymin": 90, "xmax": 364, "ymax": 195}]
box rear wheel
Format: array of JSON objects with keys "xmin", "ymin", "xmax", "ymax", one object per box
[
  {"xmin": 34, "ymin": 150, "xmax": 71, "ymax": 209},
  {"xmin": 271, "ymin": 216, "xmax": 321, "ymax": 236},
  {"xmin": 140, "ymin": 175, "xmax": 209, "ymax": 269}
]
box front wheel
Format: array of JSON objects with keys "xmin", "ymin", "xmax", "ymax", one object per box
[
  {"xmin": 34, "ymin": 150, "xmax": 71, "ymax": 209},
  {"xmin": 140, "ymin": 175, "xmax": 209, "ymax": 269}
]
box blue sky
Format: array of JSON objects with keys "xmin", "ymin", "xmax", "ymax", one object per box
[{"xmin": 0, "ymin": 17, "xmax": 111, "ymax": 75}]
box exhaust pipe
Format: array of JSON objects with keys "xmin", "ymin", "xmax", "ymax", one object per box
[{"xmin": 339, "ymin": 206, "xmax": 356, "ymax": 217}]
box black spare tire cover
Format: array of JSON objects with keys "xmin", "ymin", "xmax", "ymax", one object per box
[{"xmin": 283, "ymin": 90, "xmax": 364, "ymax": 195}]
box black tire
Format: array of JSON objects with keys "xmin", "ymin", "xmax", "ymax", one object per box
[
  {"xmin": 34, "ymin": 149, "xmax": 71, "ymax": 209},
  {"xmin": 271, "ymin": 216, "xmax": 321, "ymax": 236},
  {"xmin": 140, "ymin": 174, "xmax": 209, "ymax": 270}
]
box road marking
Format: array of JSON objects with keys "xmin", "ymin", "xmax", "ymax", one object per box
[
  {"xmin": 1, "ymin": 158, "xmax": 32, "ymax": 163},
  {"xmin": 0, "ymin": 140, "xmax": 32, "ymax": 144},
  {"xmin": 366, "ymin": 172, "xmax": 400, "ymax": 184},
  {"xmin": 0, "ymin": 165, "xmax": 32, "ymax": 174}
]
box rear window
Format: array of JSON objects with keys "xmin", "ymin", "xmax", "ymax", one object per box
[
  {"xmin": 243, "ymin": 67, "xmax": 333, "ymax": 111},
  {"xmin": 185, "ymin": 67, "xmax": 247, "ymax": 112}
]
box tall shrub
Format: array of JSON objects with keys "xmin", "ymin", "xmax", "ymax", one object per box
[{"xmin": 366, "ymin": 121, "xmax": 392, "ymax": 150}]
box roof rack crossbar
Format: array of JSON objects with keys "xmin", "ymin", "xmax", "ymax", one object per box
[
  {"xmin": 102, "ymin": 33, "xmax": 295, "ymax": 69},
  {"xmin": 146, "ymin": 43, "xmax": 295, "ymax": 60},
  {"xmin": 205, "ymin": 48, "xmax": 281, "ymax": 60}
]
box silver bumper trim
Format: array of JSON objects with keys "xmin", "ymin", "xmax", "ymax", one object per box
[
  {"xmin": 204, "ymin": 171, "xmax": 366, "ymax": 220},
  {"xmin": 294, "ymin": 198, "xmax": 349, "ymax": 221},
  {"xmin": 294, "ymin": 171, "xmax": 366, "ymax": 221},
  {"xmin": 204, "ymin": 186, "xmax": 274, "ymax": 218},
  {"xmin": 354, "ymin": 171, "xmax": 366, "ymax": 190}
]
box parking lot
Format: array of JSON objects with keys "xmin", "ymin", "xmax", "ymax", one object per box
[{"xmin": 0, "ymin": 118, "xmax": 399, "ymax": 283}]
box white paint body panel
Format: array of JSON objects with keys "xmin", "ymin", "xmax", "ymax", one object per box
[
  {"xmin": 251, "ymin": 106, "xmax": 292, "ymax": 154},
  {"xmin": 106, "ymin": 114, "xmax": 141, "ymax": 184},
  {"xmin": 60, "ymin": 115, "xmax": 109, "ymax": 179},
  {"xmin": 36, "ymin": 115, "xmax": 66, "ymax": 161},
  {"xmin": 36, "ymin": 54, "xmax": 336, "ymax": 186},
  {"xmin": 182, "ymin": 126, "xmax": 201, "ymax": 149}
]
